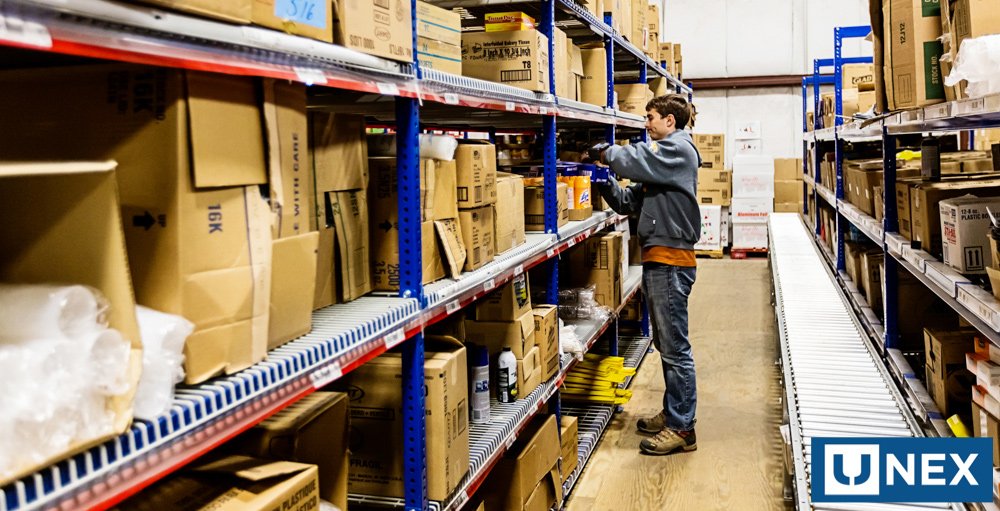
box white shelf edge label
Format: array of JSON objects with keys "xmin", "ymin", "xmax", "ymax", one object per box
[
  {"xmin": 547, "ymin": 248, "xmax": 557, "ymax": 258},
  {"xmin": 567, "ymin": 237, "xmax": 577, "ymax": 248},
  {"xmin": 505, "ymin": 435, "xmax": 516, "ymax": 449},
  {"xmin": 444, "ymin": 93, "xmax": 459, "ymax": 105},
  {"xmin": 310, "ymin": 363, "xmax": 343, "ymax": 388},
  {"xmin": 484, "ymin": 278, "xmax": 496, "ymax": 292},
  {"xmin": 377, "ymin": 83, "xmax": 400, "ymax": 96},
  {"xmin": 294, "ymin": 67, "xmax": 328, "ymax": 85},
  {"xmin": 0, "ymin": 15, "xmax": 53, "ymax": 49},
  {"xmin": 514, "ymin": 264, "xmax": 524, "ymax": 276},
  {"xmin": 384, "ymin": 329, "xmax": 406, "ymax": 348},
  {"xmin": 446, "ymin": 301, "xmax": 460, "ymax": 314},
  {"xmin": 506, "ymin": 101, "xmax": 516, "ymax": 111},
  {"xmin": 539, "ymin": 107, "xmax": 549, "ymax": 115}
]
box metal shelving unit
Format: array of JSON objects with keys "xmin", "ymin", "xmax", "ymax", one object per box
[{"xmin": 0, "ymin": 0, "xmax": 676, "ymax": 506}]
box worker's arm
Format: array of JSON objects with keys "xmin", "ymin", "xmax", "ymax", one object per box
[
  {"xmin": 595, "ymin": 175, "xmax": 643, "ymax": 215},
  {"xmin": 602, "ymin": 138, "xmax": 698, "ymax": 187}
]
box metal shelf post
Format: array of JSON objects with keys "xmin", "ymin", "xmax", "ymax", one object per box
[
  {"xmin": 882, "ymin": 126, "xmax": 900, "ymax": 350},
  {"xmin": 834, "ymin": 130, "xmax": 846, "ymax": 272},
  {"xmin": 603, "ymin": 18, "xmax": 615, "ymax": 144},
  {"xmin": 833, "ymin": 26, "xmax": 872, "ymax": 128}
]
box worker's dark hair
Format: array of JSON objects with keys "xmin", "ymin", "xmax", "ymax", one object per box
[{"xmin": 646, "ymin": 94, "xmax": 692, "ymax": 129}]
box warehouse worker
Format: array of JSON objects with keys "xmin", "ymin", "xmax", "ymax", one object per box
[{"xmin": 588, "ymin": 94, "xmax": 701, "ymax": 456}]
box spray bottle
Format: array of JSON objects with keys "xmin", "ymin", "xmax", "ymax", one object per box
[{"xmin": 470, "ymin": 344, "xmax": 490, "ymax": 423}]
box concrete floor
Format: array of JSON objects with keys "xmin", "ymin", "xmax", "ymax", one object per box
[{"xmin": 567, "ymin": 258, "xmax": 789, "ymax": 511}]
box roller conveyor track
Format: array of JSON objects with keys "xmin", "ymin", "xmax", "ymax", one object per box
[{"xmin": 769, "ymin": 214, "xmax": 964, "ymax": 511}]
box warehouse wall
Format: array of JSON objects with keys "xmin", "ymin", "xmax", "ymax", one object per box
[{"xmin": 661, "ymin": 0, "xmax": 870, "ymax": 165}]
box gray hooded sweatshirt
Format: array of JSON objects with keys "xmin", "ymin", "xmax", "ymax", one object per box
[{"xmin": 597, "ymin": 129, "xmax": 702, "ymax": 251}]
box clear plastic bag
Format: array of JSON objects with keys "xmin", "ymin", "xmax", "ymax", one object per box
[
  {"xmin": 132, "ymin": 306, "xmax": 193, "ymax": 420},
  {"xmin": 558, "ymin": 286, "xmax": 612, "ymax": 322},
  {"xmin": 946, "ymin": 34, "xmax": 1000, "ymax": 98},
  {"xmin": 559, "ymin": 319, "xmax": 584, "ymax": 361}
]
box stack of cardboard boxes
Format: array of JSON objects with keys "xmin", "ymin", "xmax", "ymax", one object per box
[
  {"xmin": 695, "ymin": 168, "xmax": 733, "ymax": 252},
  {"xmin": 615, "ymin": 83, "xmax": 654, "ymax": 116},
  {"xmin": 818, "ymin": 64, "xmax": 875, "ymax": 128},
  {"xmin": 968, "ymin": 337, "xmax": 1000, "ymax": 468},
  {"xmin": 731, "ymin": 155, "xmax": 776, "ymax": 250},
  {"xmin": 693, "ymin": 133, "xmax": 725, "ymax": 170},
  {"xmin": 417, "ymin": 1, "xmax": 463, "ymax": 75},
  {"xmin": 481, "ymin": 415, "xmax": 563, "ymax": 511},
  {"xmin": 659, "ymin": 42, "xmax": 682, "ymax": 79},
  {"xmin": 646, "ymin": 3, "xmax": 661, "ymax": 63},
  {"xmin": 773, "ymin": 158, "xmax": 804, "ymax": 213},
  {"xmin": 941, "ymin": 0, "xmax": 1000, "ymax": 101},
  {"xmin": 896, "ymin": 174, "xmax": 1000, "ymax": 259},
  {"xmin": 456, "ymin": 140, "xmax": 500, "ymax": 271}
]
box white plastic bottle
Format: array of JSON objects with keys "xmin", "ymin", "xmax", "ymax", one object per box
[
  {"xmin": 470, "ymin": 344, "xmax": 490, "ymax": 423},
  {"xmin": 497, "ymin": 347, "xmax": 518, "ymax": 403}
]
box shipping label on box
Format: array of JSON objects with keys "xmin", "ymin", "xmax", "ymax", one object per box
[
  {"xmin": 694, "ymin": 204, "xmax": 722, "ymax": 251},
  {"xmin": 940, "ymin": 195, "xmax": 1000, "ymax": 274},
  {"xmin": 252, "ymin": 0, "xmax": 332, "ymax": 42},
  {"xmin": 462, "ymin": 30, "xmax": 550, "ymax": 93}
]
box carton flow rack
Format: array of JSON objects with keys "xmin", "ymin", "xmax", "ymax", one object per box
[
  {"xmin": 350, "ymin": 263, "xmax": 644, "ymax": 510},
  {"xmin": 797, "ymin": 24, "xmax": 1000, "ymax": 473}
]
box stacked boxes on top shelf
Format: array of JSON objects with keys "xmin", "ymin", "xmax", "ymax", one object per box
[
  {"xmin": 731, "ymin": 155, "xmax": 775, "ymax": 250},
  {"xmin": 462, "ymin": 12, "xmax": 550, "ymax": 93},
  {"xmin": 418, "ymin": 1, "xmax": 463, "ymax": 75},
  {"xmin": 694, "ymin": 134, "xmax": 732, "ymax": 251},
  {"xmin": 819, "ymin": 63, "xmax": 874, "ymax": 128},
  {"xmin": 646, "ymin": 3, "xmax": 661, "ymax": 63}
]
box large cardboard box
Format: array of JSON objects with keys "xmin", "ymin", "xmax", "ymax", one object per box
[
  {"xmin": 525, "ymin": 182, "xmax": 570, "ymax": 231},
  {"xmin": 924, "ymin": 328, "xmax": 977, "ymax": 417},
  {"xmin": 950, "ymin": 0, "xmax": 1000, "ymax": 98},
  {"xmin": 418, "ymin": 37, "xmax": 462, "ymax": 75},
  {"xmin": 861, "ymin": 250, "xmax": 884, "ymax": 314},
  {"xmin": 465, "ymin": 310, "xmax": 536, "ymax": 359},
  {"xmin": 883, "ymin": 0, "xmax": 945, "ymax": 109},
  {"xmin": 460, "ymin": 206, "xmax": 496, "ymax": 271},
  {"xmin": 319, "ymin": 190, "xmax": 372, "ymax": 303},
  {"xmin": 695, "ymin": 204, "xmax": 723, "ymax": 251},
  {"xmin": 697, "ymin": 168, "xmax": 732, "ymax": 206},
  {"xmin": 0, "ymin": 162, "xmax": 142, "ymax": 485},
  {"xmin": 554, "ymin": 28, "xmax": 570, "ymax": 99},
  {"xmin": 455, "ymin": 140, "xmax": 498, "ymax": 209},
  {"xmin": 517, "ymin": 345, "xmax": 543, "ymax": 398},
  {"xmin": 334, "ymin": 0, "xmax": 413, "ymax": 62},
  {"xmin": 462, "ymin": 30, "xmax": 550, "ymax": 93},
  {"xmin": 568, "ymin": 232, "xmax": 624, "ymax": 309},
  {"xmin": 252, "ymin": 0, "xmax": 332, "ymax": 42},
  {"xmin": 909, "ymin": 178, "xmax": 1000, "ymax": 257},
  {"xmin": 475, "ymin": 273, "xmax": 532, "ymax": 321},
  {"xmin": 233, "ymin": 392, "xmax": 348, "ymax": 509},
  {"xmin": 0, "ymin": 66, "xmax": 273, "ymax": 385},
  {"xmin": 434, "ymin": 159, "xmax": 460, "ymax": 220},
  {"xmin": 569, "ymin": 43, "xmax": 584, "ymax": 101},
  {"xmin": 629, "ymin": 0, "xmax": 646, "ymax": 48},
  {"xmin": 312, "ymin": 113, "xmax": 369, "ymax": 193},
  {"xmin": 417, "ymin": 1, "xmax": 461, "ymax": 46},
  {"xmin": 615, "ymin": 83, "xmax": 653, "ymax": 116},
  {"xmin": 580, "ymin": 47, "xmax": 609, "ymax": 107},
  {"xmin": 940, "ymin": 195, "xmax": 1000, "ymax": 274},
  {"xmin": 495, "ymin": 172, "xmax": 527, "ymax": 253},
  {"xmin": 774, "ymin": 181, "xmax": 803, "ymax": 205},
  {"xmin": 533, "ymin": 305, "xmax": 559, "ymax": 381},
  {"xmin": 483, "ymin": 415, "xmax": 562, "ymax": 511},
  {"xmin": 140, "ymin": 0, "xmax": 251, "ymax": 23},
  {"xmin": 774, "ymin": 158, "xmax": 803, "ymax": 182},
  {"xmin": 120, "ymin": 456, "xmax": 319, "ymax": 511},
  {"xmin": 340, "ymin": 338, "xmax": 469, "ymax": 501},
  {"xmin": 264, "ymin": 81, "xmax": 315, "ymax": 239},
  {"xmin": 268, "ymin": 232, "xmax": 319, "ymax": 349},
  {"xmin": 559, "ymin": 416, "xmax": 579, "ymax": 484}
]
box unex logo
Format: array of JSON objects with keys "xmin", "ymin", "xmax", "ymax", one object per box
[{"xmin": 812, "ymin": 438, "xmax": 993, "ymax": 503}]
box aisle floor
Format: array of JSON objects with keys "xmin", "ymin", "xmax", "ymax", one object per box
[{"xmin": 567, "ymin": 258, "xmax": 788, "ymax": 511}]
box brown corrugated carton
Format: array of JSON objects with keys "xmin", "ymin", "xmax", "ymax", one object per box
[
  {"xmin": 462, "ymin": 30, "xmax": 550, "ymax": 93},
  {"xmin": 883, "ymin": 0, "xmax": 945, "ymax": 109}
]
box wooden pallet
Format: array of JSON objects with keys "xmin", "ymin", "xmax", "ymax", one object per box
[
  {"xmin": 731, "ymin": 248, "xmax": 768, "ymax": 259},
  {"xmin": 695, "ymin": 249, "xmax": 724, "ymax": 259}
]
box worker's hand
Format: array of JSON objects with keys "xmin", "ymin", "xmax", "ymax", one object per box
[
  {"xmin": 586, "ymin": 142, "xmax": 611, "ymax": 164},
  {"xmin": 589, "ymin": 165, "xmax": 610, "ymax": 184}
]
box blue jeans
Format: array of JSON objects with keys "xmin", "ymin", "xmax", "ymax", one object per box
[{"xmin": 642, "ymin": 262, "xmax": 697, "ymax": 432}]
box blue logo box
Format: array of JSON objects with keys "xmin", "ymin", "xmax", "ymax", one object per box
[{"xmin": 812, "ymin": 437, "xmax": 993, "ymax": 503}]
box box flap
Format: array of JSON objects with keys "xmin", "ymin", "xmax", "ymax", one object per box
[
  {"xmin": 516, "ymin": 312, "xmax": 535, "ymax": 339},
  {"xmin": 268, "ymin": 231, "xmax": 320, "ymax": 349},
  {"xmin": 192, "ymin": 456, "xmax": 311, "ymax": 481},
  {"xmin": 185, "ymin": 72, "xmax": 267, "ymax": 188},
  {"xmin": 435, "ymin": 219, "xmax": 467, "ymax": 279}
]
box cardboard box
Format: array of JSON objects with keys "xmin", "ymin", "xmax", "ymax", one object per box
[
  {"xmin": 484, "ymin": 11, "xmax": 536, "ymax": 31},
  {"xmin": 476, "ymin": 273, "xmax": 532, "ymax": 321},
  {"xmin": 459, "ymin": 206, "xmax": 496, "ymax": 271},
  {"xmin": 629, "ymin": 0, "xmax": 646, "ymax": 48},
  {"xmin": 435, "ymin": 218, "xmax": 467, "ymax": 279},
  {"xmin": 495, "ymin": 172, "xmax": 526, "ymax": 253},
  {"xmin": 695, "ymin": 204, "xmax": 723, "ymax": 251},
  {"xmin": 319, "ymin": 190, "xmax": 372, "ymax": 303},
  {"xmin": 339, "ymin": 337, "xmax": 469, "ymax": 501},
  {"xmin": 697, "ymin": 168, "xmax": 732, "ymax": 206},
  {"xmin": 252, "ymin": 0, "xmax": 332, "ymax": 42},
  {"xmin": 580, "ymin": 47, "xmax": 609, "ymax": 107},
  {"xmin": 842, "ymin": 62, "xmax": 876, "ymax": 91},
  {"xmin": 950, "ymin": 0, "xmax": 1000, "ymax": 98},
  {"xmin": 940, "ymin": 195, "xmax": 1000, "ymax": 273},
  {"xmin": 774, "ymin": 181, "xmax": 802, "ymax": 205},
  {"xmin": 693, "ymin": 133, "xmax": 725, "ymax": 152},
  {"xmin": 525, "ymin": 182, "xmax": 570, "ymax": 231},
  {"xmin": 647, "ymin": 2, "xmax": 660, "ymax": 35},
  {"xmin": 971, "ymin": 402, "xmax": 1000, "ymax": 466},
  {"xmin": 466, "ymin": 310, "xmax": 536, "ymax": 359},
  {"xmin": 568, "ymin": 232, "xmax": 624, "ymax": 309},
  {"xmin": 0, "ymin": 162, "xmax": 142, "ymax": 485},
  {"xmin": 559, "ymin": 416, "xmax": 579, "ymax": 484},
  {"xmin": 483, "ymin": 415, "xmax": 562, "ymax": 511},
  {"xmin": 462, "ymin": 30, "xmax": 550, "ymax": 93},
  {"xmin": 908, "ymin": 178, "xmax": 1000, "ymax": 257},
  {"xmin": 140, "ymin": 0, "xmax": 251, "ymax": 23},
  {"xmin": 533, "ymin": 305, "xmax": 559, "ymax": 381},
  {"xmin": 0, "ymin": 66, "xmax": 274, "ymax": 385},
  {"xmin": 312, "ymin": 113, "xmax": 368, "ymax": 193},
  {"xmin": 774, "ymin": 158, "xmax": 803, "ymax": 182},
  {"xmin": 861, "ymin": 249, "xmax": 884, "ymax": 314},
  {"xmin": 773, "ymin": 202, "xmax": 802, "ymax": 213},
  {"xmin": 615, "ymin": 83, "xmax": 653, "ymax": 115},
  {"xmin": 554, "ymin": 28, "xmax": 569, "ymax": 99},
  {"xmin": 417, "ymin": 1, "xmax": 461, "ymax": 46},
  {"xmin": 660, "ymin": 42, "xmax": 675, "ymax": 73},
  {"xmin": 434, "ymin": 159, "xmax": 460, "ymax": 220},
  {"xmin": 699, "ymin": 150, "xmax": 724, "ymax": 170},
  {"xmin": 732, "ymin": 223, "xmax": 769, "ymax": 249},
  {"xmin": 333, "ymin": 0, "xmax": 413, "ymax": 62},
  {"xmin": 569, "ymin": 43, "xmax": 584, "ymax": 101},
  {"xmin": 233, "ymin": 392, "xmax": 348, "ymax": 509},
  {"xmin": 268, "ymin": 232, "xmax": 320, "ymax": 349},
  {"xmin": 120, "ymin": 456, "xmax": 319, "ymax": 511},
  {"xmin": 263, "ymin": 80, "xmax": 315, "ymax": 239},
  {"xmin": 924, "ymin": 328, "xmax": 977, "ymax": 416},
  {"xmin": 883, "ymin": 0, "xmax": 945, "ymax": 109},
  {"xmin": 455, "ymin": 140, "xmax": 498, "ymax": 209},
  {"xmin": 418, "ymin": 37, "xmax": 462, "ymax": 75},
  {"xmin": 518, "ymin": 345, "xmax": 543, "ymax": 398}
]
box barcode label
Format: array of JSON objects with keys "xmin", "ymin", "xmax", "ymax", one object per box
[
  {"xmin": 505, "ymin": 435, "xmax": 516, "ymax": 449},
  {"xmin": 506, "ymin": 101, "xmax": 516, "ymax": 111},
  {"xmin": 540, "ymin": 106, "xmax": 549, "ymax": 115},
  {"xmin": 547, "ymin": 248, "xmax": 556, "ymax": 258},
  {"xmin": 310, "ymin": 363, "xmax": 343, "ymax": 388},
  {"xmin": 294, "ymin": 67, "xmax": 328, "ymax": 85},
  {"xmin": 457, "ymin": 187, "xmax": 469, "ymax": 202},
  {"xmin": 0, "ymin": 14, "xmax": 52, "ymax": 48},
  {"xmin": 485, "ymin": 279, "xmax": 496, "ymax": 291},
  {"xmin": 568, "ymin": 238, "xmax": 577, "ymax": 248},
  {"xmin": 501, "ymin": 69, "xmax": 532, "ymax": 82},
  {"xmin": 446, "ymin": 301, "xmax": 460, "ymax": 314},
  {"xmin": 473, "ymin": 246, "xmax": 481, "ymax": 264},
  {"xmin": 514, "ymin": 264, "xmax": 524, "ymax": 276},
  {"xmin": 444, "ymin": 93, "xmax": 459, "ymax": 105},
  {"xmin": 384, "ymin": 329, "xmax": 406, "ymax": 348},
  {"xmin": 376, "ymin": 83, "xmax": 400, "ymax": 96}
]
